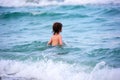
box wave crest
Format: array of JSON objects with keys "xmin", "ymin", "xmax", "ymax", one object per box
[{"xmin": 0, "ymin": 0, "xmax": 120, "ymax": 7}]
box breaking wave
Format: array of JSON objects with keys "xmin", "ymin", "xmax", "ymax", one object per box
[
  {"xmin": 0, "ymin": 0, "xmax": 120, "ymax": 7},
  {"xmin": 0, "ymin": 60, "xmax": 120, "ymax": 80}
]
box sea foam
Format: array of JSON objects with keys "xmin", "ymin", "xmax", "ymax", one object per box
[
  {"xmin": 0, "ymin": 0, "xmax": 120, "ymax": 7},
  {"xmin": 0, "ymin": 60, "xmax": 120, "ymax": 80}
]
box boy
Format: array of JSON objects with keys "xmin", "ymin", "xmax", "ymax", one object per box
[{"xmin": 48, "ymin": 22, "xmax": 63, "ymax": 46}]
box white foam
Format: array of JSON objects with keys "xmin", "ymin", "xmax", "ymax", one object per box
[
  {"xmin": 64, "ymin": 0, "xmax": 120, "ymax": 4},
  {"xmin": 0, "ymin": 60, "xmax": 87, "ymax": 80},
  {"xmin": 0, "ymin": 0, "xmax": 120, "ymax": 7},
  {"xmin": 89, "ymin": 61, "xmax": 120, "ymax": 80},
  {"xmin": 0, "ymin": 60, "xmax": 120, "ymax": 80}
]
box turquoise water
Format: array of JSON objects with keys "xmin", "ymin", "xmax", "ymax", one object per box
[{"xmin": 0, "ymin": 0, "xmax": 120, "ymax": 80}]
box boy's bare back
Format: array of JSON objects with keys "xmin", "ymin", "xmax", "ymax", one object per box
[
  {"xmin": 48, "ymin": 22, "xmax": 63, "ymax": 46},
  {"xmin": 48, "ymin": 34, "xmax": 62, "ymax": 46}
]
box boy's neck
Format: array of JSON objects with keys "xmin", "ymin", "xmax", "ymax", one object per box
[{"xmin": 54, "ymin": 33, "xmax": 60, "ymax": 35}]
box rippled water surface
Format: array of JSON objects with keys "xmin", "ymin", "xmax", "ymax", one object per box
[{"xmin": 0, "ymin": 1, "xmax": 120, "ymax": 80}]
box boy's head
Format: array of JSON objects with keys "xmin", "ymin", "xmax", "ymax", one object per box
[{"xmin": 53, "ymin": 22, "xmax": 62, "ymax": 35}]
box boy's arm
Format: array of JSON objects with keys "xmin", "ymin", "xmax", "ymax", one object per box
[
  {"xmin": 48, "ymin": 38, "xmax": 52, "ymax": 45},
  {"xmin": 59, "ymin": 35, "xmax": 63, "ymax": 46}
]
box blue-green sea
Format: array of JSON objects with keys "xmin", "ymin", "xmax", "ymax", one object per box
[{"xmin": 0, "ymin": 0, "xmax": 120, "ymax": 80}]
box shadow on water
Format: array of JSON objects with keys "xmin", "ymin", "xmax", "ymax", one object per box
[
  {"xmin": 82, "ymin": 48, "xmax": 120, "ymax": 68},
  {"xmin": 0, "ymin": 41, "xmax": 48, "ymax": 52},
  {"xmin": 0, "ymin": 41, "xmax": 71, "ymax": 61}
]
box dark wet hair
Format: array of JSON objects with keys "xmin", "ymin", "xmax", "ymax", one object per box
[{"xmin": 53, "ymin": 22, "xmax": 62, "ymax": 35}]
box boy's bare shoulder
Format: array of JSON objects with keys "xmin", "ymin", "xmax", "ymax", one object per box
[
  {"xmin": 58, "ymin": 34, "xmax": 62, "ymax": 39},
  {"xmin": 58, "ymin": 34, "xmax": 62, "ymax": 37}
]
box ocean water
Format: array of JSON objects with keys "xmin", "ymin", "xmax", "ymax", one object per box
[{"xmin": 0, "ymin": 0, "xmax": 120, "ymax": 80}]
